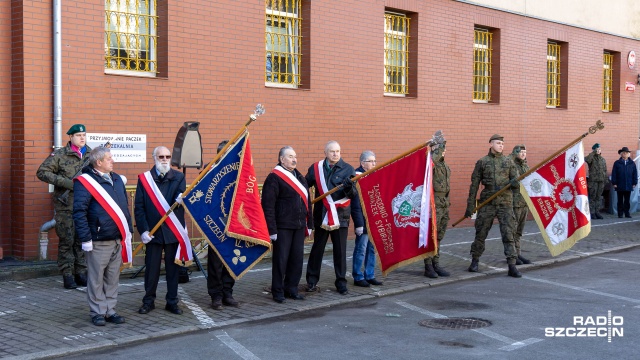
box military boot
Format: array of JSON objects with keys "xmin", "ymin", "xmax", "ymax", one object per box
[
  {"xmin": 515, "ymin": 257, "xmax": 523, "ymax": 265},
  {"xmin": 424, "ymin": 263, "xmax": 438, "ymax": 278},
  {"xmin": 433, "ymin": 263, "xmax": 450, "ymax": 277},
  {"xmin": 74, "ymin": 273, "xmax": 88, "ymax": 287},
  {"xmin": 508, "ymin": 264, "xmax": 522, "ymax": 278},
  {"xmin": 468, "ymin": 258, "xmax": 479, "ymax": 272},
  {"xmin": 63, "ymin": 274, "xmax": 77, "ymax": 289},
  {"xmin": 595, "ymin": 212, "xmax": 604, "ymax": 219},
  {"xmin": 517, "ymin": 255, "xmax": 532, "ymax": 264}
]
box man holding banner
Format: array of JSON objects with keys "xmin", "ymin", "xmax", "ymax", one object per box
[
  {"xmin": 135, "ymin": 146, "xmax": 190, "ymax": 315},
  {"xmin": 73, "ymin": 146, "xmax": 133, "ymax": 326},
  {"xmin": 305, "ymin": 141, "xmax": 363, "ymax": 295}
]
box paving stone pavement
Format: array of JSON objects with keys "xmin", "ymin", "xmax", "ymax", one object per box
[{"xmin": 0, "ymin": 214, "xmax": 638, "ymax": 359}]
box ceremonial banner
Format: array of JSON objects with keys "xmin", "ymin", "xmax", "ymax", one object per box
[
  {"xmin": 182, "ymin": 133, "xmax": 271, "ymax": 279},
  {"xmin": 356, "ymin": 146, "xmax": 437, "ymax": 275},
  {"xmin": 520, "ymin": 141, "xmax": 590, "ymax": 256}
]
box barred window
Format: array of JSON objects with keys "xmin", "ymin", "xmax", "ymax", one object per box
[
  {"xmin": 547, "ymin": 42, "xmax": 561, "ymax": 107},
  {"xmin": 473, "ymin": 28, "xmax": 492, "ymax": 102},
  {"xmin": 603, "ymin": 52, "xmax": 613, "ymax": 112},
  {"xmin": 384, "ymin": 13, "xmax": 409, "ymax": 95},
  {"xmin": 105, "ymin": 0, "xmax": 157, "ymax": 75},
  {"xmin": 265, "ymin": 0, "xmax": 301, "ymax": 87}
]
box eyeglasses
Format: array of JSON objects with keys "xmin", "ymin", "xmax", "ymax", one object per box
[
  {"xmin": 157, "ymin": 155, "xmax": 171, "ymax": 159},
  {"xmin": 363, "ymin": 160, "xmax": 377, "ymax": 163}
]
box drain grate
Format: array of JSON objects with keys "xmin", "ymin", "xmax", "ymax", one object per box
[{"xmin": 419, "ymin": 318, "xmax": 492, "ymax": 330}]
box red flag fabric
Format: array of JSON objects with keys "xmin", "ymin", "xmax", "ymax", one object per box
[
  {"xmin": 520, "ymin": 141, "xmax": 591, "ymax": 256},
  {"xmin": 356, "ymin": 146, "xmax": 437, "ymax": 276},
  {"xmin": 226, "ymin": 137, "xmax": 271, "ymax": 247}
]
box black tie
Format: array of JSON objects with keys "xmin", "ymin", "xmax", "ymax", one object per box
[{"xmin": 159, "ymin": 173, "xmax": 165, "ymax": 181}]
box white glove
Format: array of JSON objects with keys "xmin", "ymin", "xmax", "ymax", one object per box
[
  {"xmin": 175, "ymin": 194, "xmax": 184, "ymax": 205},
  {"xmin": 355, "ymin": 227, "xmax": 364, "ymax": 236},
  {"xmin": 270, "ymin": 234, "xmax": 277, "ymax": 241},
  {"xmin": 82, "ymin": 241, "xmax": 93, "ymax": 252},
  {"xmin": 141, "ymin": 231, "xmax": 154, "ymax": 244}
]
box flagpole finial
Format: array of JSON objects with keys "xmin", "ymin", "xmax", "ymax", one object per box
[
  {"xmin": 250, "ymin": 104, "xmax": 266, "ymax": 121},
  {"xmin": 589, "ymin": 120, "xmax": 604, "ymax": 134}
]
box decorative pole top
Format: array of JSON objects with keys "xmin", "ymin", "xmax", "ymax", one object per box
[
  {"xmin": 250, "ymin": 104, "xmax": 266, "ymax": 121},
  {"xmin": 589, "ymin": 120, "xmax": 604, "ymax": 134}
]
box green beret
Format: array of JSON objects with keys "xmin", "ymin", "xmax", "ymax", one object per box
[
  {"xmin": 67, "ymin": 124, "xmax": 86, "ymax": 135},
  {"xmin": 592, "ymin": 143, "xmax": 600, "ymax": 150},
  {"xmin": 489, "ymin": 134, "xmax": 504, "ymax": 142}
]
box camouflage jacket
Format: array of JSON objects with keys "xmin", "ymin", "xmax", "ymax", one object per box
[
  {"xmin": 36, "ymin": 142, "xmax": 91, "ymax": 211},
  {"xmin": 511, "ymin": 155, "xmax": 529, "ymax": 208},
  {"xmin": 467, "ymin": 149, "xmax": 517, "ymax": 210},
  {"xmin": 432, "ymin": 150, "xmax": 450, "ymax": 208},
  {"xmin": 584, "ymin": 151, "xmax": 607, "ymax": 182}
]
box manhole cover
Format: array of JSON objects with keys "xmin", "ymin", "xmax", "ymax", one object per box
[{"xmin": 419, "ymin": 318, "xmax": 491, "ymax": 330}]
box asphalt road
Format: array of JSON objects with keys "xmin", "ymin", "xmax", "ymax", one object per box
[{"xmin": 62, "ymin": 247, "xmax": 640, "ymax": 360}]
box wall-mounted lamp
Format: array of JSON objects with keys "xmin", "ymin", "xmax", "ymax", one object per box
[{"xmin": 171, "ymin": 122, "xmax": 203, "ymax": 169}]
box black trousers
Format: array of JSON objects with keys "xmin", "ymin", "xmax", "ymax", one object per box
[
  {"xmin": 143, "ymin": 242, "xmax": 179, "ymax": 306},
  {"xmin": 207, "ymin": 245, "xmax": 235, "ymax": 299},
  {"xmin": 306, "ymin": 227, "xmax": 348, "ymax": 290},
  {"xmin": 616, "ymin": 190, "xmax": 631, "ymax": 216},
  {"xmin": 271, "ymin": 228, "xmax": 305, "ymax": 298}
]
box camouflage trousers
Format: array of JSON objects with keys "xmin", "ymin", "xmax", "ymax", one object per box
[
  {"xmin": 469, "ymin": 204, "xmax": 517, "ymax": 264},
  {"xmin": 424, "ymin": 205, "xmax": 449, "ymax": 266},
  {"xmin": 587, "ymin": 180, "xmax": 605, "ymax": 215},
  {"xmin": 513, "ymin": 206, "xmax": 528, "ymax": 255},
  {"xmin": 54, "ymin": 211, "xmax": 86, "ymax": 276}
]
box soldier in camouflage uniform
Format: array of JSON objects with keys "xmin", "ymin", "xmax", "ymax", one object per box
[
  {"xmin": 584, "ymin": 143, "xmax": 607, "ymax": 220},
  {"xmin": 510, "ymin": 145, "xmax": 532, "ymax": 265},
  {"xmin": 464, "ymin": 134, "xmax": 521, "ymax": 278},
  {"xmin": 37, "ymin": 124, "xmax": 92, "ymax": 289},
  {"xmin": 423, "ymin": 143, "xmax": 451, "ymax": 278}
]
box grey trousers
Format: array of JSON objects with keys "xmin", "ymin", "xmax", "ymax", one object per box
[{"xmin": 86, "ymin": 240, "xmax": 122, "ymax": 318}]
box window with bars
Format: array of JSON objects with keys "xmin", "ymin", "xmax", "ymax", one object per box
[
  {"xmin": 384, "ymin": 13, "xmax": 409, "ymax": 95},
  {"xmin": 265, "ymin": 0, "xmax": 301, "ymax": 87},
  {"xmin": 603, "ymin": 52, "xmax": 613, "ymax": 112},
  {"xmin": 473, "ymin": 28, "xmax": 492, "ymax": 102},
  {"xmin": 104, "ymin": 0, "xmax": 157, "ymax": 75},
  {"xmin": 546, "ymin": 42, "xmax": 561, "ymax": 107}
]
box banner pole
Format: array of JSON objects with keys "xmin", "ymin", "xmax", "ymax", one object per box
[
  {"xmin": 312, "ymin": 141, "xmax": 431, "ymax": 204},
  {"xmin": 451, "ymin": 120, "xmax": 605, "ymax": 227}
]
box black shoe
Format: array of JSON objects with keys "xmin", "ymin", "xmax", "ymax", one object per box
[
  {"xmin": 354, "ymin": 279, "xmax": 370, "ymax": 287},
  {"xmin": 468, "ymin": 259, "xmax": 479, "ymax": 272},
  {"xmin": 138, "ymin": 303, "xmax": 155, "ymax": 314},
  {"xmin": 337, "ymin": 287, "xmax": 349, "ymax": 295},
  {"xmin": 91, "ymin": 315, "xmax": 106, "ymax": 326},
  {"xmin": 508, "ymin": 264, "xmax": 522, "ymax": 278},
  {"xmin": 515, "ymin": 257, "xmax": 523, "ymax": 265},
  {"xmin": 273, "ymin": 297, "xmax": 286, "ymax": 304},
  {"xmin": 222, "ymin": 296, "xmax": 239, "ymax": 307},
  {"xmin": 366, "ymin": 278, "xmax": 384, "ymax": 285},
  {"xmin": 63, "ymin": 274, "xmax": 77, "ymax": 289},
  {"xmin": 433, "ymin": 265, "xmax": 450, "ymax": 277},
  {"xmin": 306, "ymin": 283, "xmax": 318, "ymax": 292},
  {"xmin": 595, "ymin": 213, "xmax": 604, "ymax": 219},
  {"xmin": 618, "ymin": 214, "xmax": 623, "ymax": 218},
  {"xmin": 625, "ymin": 213, "xmax": 632, "ymax": 218},
  {"xmin": 286, "ymin": 293, "xmax": 305, "ymax": 300},
  {"xmin": 518, "ymin": 255, "xmax": 532, "ymax": 264},
  {"xmin": 105, "ymin": 313, "xmax": 125, "ymax": 324},
  {"xmin": 423, "ymin": 263, "xmax": 438, "ymax": 278},
  {"xmin": 165, "ymin": 303, "xmax": 183, "ymax": 315},
  {"xmin": 74, "ymin": 273, "xmax": 87, "ymax": 287},
  {"xmin": 211, "ymin": 297, "xmax": 223, "ymax": 310}
]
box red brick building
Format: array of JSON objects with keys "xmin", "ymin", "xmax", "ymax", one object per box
[{"xmin": 2, "ymin": 0, "xmax": 639, "ymax": 260}]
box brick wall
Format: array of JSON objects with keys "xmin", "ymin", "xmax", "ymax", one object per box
[{"xmin": 2, "ymin": 0, "xmax": 639, "ymax": 259}]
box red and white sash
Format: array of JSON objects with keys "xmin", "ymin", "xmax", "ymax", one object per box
[
  {"xmin": 76, "ymin": 173, "xmax": 133, "ymax": 267},
  {"xmin": 138, "ymin": 171, "xmax": 193, "ymax": 266},
  {"xmin": 272, "ymin": 165, "xmax": 312, "ymax": 236},
  {"xmin": 314, "ymin": 160, "xmax": 351, "ymax": 231}
]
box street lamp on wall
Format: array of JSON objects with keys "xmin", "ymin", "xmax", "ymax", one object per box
[{"xmin": 171, "ymin": 122, "xmax": 203, "ymax": 169}]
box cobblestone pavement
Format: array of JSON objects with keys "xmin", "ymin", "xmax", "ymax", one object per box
[{"xmin": 1, "ymin": 215, "xmax": 638, "ymax": 359}]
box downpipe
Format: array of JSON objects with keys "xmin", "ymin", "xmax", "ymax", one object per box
[{"xmin": 39, "ymin": 217, "xmax": 56, "ymax": 260}]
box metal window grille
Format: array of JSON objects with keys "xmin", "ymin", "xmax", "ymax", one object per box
[
  {"xmin": 603, "ymin": 53, "xmax": 613, "ymax": 112},
  {"xmin": 547, "ymin": 43, "xmax": 561, "ymax": 107},
  {"xmin": 473, "ymin": 29, "xmax": 492, "ymax": 102},
  {"xmin": 384, "ymin": 13, "xmax": 409, "ymax": 95},
  {"xmin": 265, "ymin": 0, "xmax": 301, "ymax": 86},
  {"xmin": 105, "ymin": 0, "xmax": 158, "ymax": 73}
]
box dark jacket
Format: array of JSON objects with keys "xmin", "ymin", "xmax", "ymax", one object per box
[
  {"xmin": 611, "ymin": 158, "xmax": 638, "ymax": 192},
  {"xmin": 261, "ymin": 166, "xmax": 313, "ymax": 234},
  {"xmin": 306, "ymin": 158, "xmax": 357, "ymax": 228},
  {"xmin": 134, "ymin": 167, "xmax": 186, "ymax": 244},
  {"xmin": 73, "ymin": 166, "xmax": 133, "ymax": 243},
  {"xmin": 350, "ymin": 166, "xmax": 367, "ymax": 234}
]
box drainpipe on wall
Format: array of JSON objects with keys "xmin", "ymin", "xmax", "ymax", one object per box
[{"xmin": 40, "ymin": 0, "xmax": 64, "ymax": 259}]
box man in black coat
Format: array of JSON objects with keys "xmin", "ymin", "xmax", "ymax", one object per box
[
  {"xmin": 611, "ymin": 146, "xmax": 638, "ymax": 218},
  {"xmin": 305, "ymin": 141, "xmax": 363, "ymax": 295},
  {"xmin": 261, "ymin": 146, "xmax": 313, "ymax": 303},
  {"xmin": 135, "ymin": 146, "xmax": 186, "ymax": 315}
]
